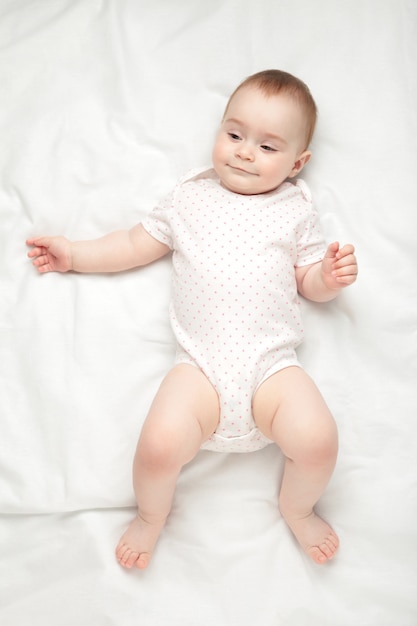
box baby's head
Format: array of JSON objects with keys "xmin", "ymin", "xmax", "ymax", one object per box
[{"xmin": 212, "ymin": 69, "xmax": 317, "ymax": 195}]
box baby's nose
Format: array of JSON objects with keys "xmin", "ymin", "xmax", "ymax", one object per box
[{"xmin": 236, "ymin": 143, "xmax": 254, "ymax": 160}]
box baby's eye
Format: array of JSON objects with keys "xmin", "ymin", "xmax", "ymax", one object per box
[
  {"xmin": 228, "ymin": 132, "xmax": 241, "ymax": 141},
  {"xmin": 261, "ymin": 144, "xmax": 277, "ymax": 152}
]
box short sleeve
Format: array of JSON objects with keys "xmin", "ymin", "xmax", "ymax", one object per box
[
  {"xmin": 294, "ymin": 179, "xmax": 326, "ymax": 267},
  {"xmin": 141, "ymin": 167, "xmax": 210, "ymax": 249},
  {"xmin": 142, "ymin": 187, "xmax": 176, "ymax": 250}
]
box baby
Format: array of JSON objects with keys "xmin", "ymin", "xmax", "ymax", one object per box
[{"xmin": 27, "ymin": 69, "xmax": 357, "ymax": 568}]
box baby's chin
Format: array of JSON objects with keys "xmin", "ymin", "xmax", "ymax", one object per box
[{"xmin": 219, "ymin": 178, "xmax": 280, "ymax": 195}]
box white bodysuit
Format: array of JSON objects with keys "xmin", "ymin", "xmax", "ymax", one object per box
[{"xmin": 142, "ymin": 168, "xmax": 326, "ymax": 452}]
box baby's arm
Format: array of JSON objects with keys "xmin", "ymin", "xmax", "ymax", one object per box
[
  {"xmin": 27, "ymin": 224, "xmax": 170, "ymax": 274},
  {"xmin": 296, "ymin": 242, "xmax": 357, "ymax": 302}
]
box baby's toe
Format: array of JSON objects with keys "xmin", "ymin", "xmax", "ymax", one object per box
[{"xmin": 136, "ymin": 553, "xmax": 151, "ymax": 569}]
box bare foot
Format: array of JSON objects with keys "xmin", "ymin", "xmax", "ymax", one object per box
[
  {"xmin": 115, "ymin": 514, "xmax": 165, "ymax": 569},
  {"xmin": 282, "ymin": 510, "xmax": 339, "ymax": 564}
]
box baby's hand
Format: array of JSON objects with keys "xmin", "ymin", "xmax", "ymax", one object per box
[
  {"xmin": 321, "ymin": 242, "xmax": 357, "ymax": 289},
  {"xmin": 26, "ymin": 236, "xmax": 73, "ymax": 273}
]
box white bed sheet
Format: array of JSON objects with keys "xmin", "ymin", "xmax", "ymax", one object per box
[{"xmin": 1, "ymin": 1, "xmax": 416, "ymax": 624}]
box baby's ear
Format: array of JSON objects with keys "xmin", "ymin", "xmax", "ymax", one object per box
[{"xmin": 289, "ymin": 150, "xmax": 312, "ymax": 177}]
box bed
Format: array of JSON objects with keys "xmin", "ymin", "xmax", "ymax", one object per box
[{"xmin": 1, "ymin": 1, "xmax": 416, "ymax": 624}]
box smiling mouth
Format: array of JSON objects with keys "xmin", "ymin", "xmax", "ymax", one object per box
[{"xmin": 227, "ymin": 165, "xmax": 257, "ymax": 176}]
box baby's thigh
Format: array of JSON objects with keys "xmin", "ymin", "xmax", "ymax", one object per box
[
  {"xmin": 139, "ymin": 364, "xmax": 220, "ymax": 461},
  {"xmin": 252, "ymin": 366, "xmax": 337, "ymax": 456}
]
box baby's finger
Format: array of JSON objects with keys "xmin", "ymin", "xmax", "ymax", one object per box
[
  {"xmin": 335, "ymin": 275, "xmax": 357, "ymax": 286},
  {"xmin": 335, "ymin": 243, "xmax": 355, "ymax": 259},
  {"xmin": 27, "ymin": 246, "xmax": 45, "ymax": 259},
  {"xmin": 325, "ymin": 241, "xmax": 340, "ymax": 258},
  {"xmin": 32, "ymin": 254, "xmax": 46, "ymax": 265},
  {"xmin": 333, "ymin": 264, "xmax": 358, "ymax": 282},
  {"xmin": 33, "ymin": 255, "xmax": 53, "ymax": 272},
  {"xmin": 334, "ymin": 253, "xmax": 357, "ymax": 268}
]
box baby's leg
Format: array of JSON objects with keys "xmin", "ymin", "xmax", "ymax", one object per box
[
  {"xmin": 253, "ymin": 366, "xmax": 339, "ymax": 565},
  {"xmin": 116, "ymin": 364, "xmax": 219, "ymax": 569}
]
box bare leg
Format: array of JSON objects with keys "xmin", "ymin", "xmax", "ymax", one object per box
[
  {"xmin": 116, "ymin": 364, "xmax": 219, "ymax": 569},
  {"xmin": 253, "ymin": 366, "xmax": 339, "ymax": 565}
]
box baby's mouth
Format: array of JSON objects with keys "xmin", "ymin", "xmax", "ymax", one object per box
[{"xmin": 227, "ymin": 164, "xmax": 257, "ymax": 176}]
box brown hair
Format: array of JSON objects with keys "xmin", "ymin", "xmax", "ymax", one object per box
[{"xmin": 225, "ymin": 69, "xmax": 317, "ymax": 149}]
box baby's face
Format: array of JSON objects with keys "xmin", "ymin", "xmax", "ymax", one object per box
[{"xmin": 212, "ymin": 87, "xmax": 311, "ymax": 195}]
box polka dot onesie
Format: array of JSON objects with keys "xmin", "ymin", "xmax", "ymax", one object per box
[{"xmin": 142, "ymin": 168, "xmax": 326, "ymax": 452}]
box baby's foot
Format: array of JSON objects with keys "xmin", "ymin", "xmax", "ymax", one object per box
[
  {"xmin": 115, "ymin": 514, "xmax": 165, "ymax": 570},
  {"xmin": 283, "ymin": 511, "xmax": 339, "ymax": 565}
]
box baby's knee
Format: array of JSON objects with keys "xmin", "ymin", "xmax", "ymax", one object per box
[
  {"xmin": 296, "ymin": 423, "xmax": 338, "ymax": 467},
  {"xmin": 138, "ymin": 425, "xmax": 184, "ymax": 472},
  {"xmin": 311, "ymin": 431, "xmax": 338, "ymax": 466},
  {"xmin": 314, "ymin": 435, "xmax": 338, "ymax": 465}
]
